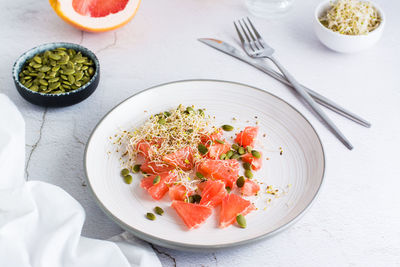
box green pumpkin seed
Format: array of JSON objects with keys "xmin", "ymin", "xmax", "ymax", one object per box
[
  {"xmin": 246, "ymin": 146, "xmax": 252, "ymax": 153},
  {"xmin": 121, "ymin": 168, "xmax": 130, "ymax": 176},
  {"xmin": 243, "ymin": 162, "xmax": 251, "ymax": 170},
  {"xmin": 63, "ymin": 69, "xmax": 75, "ymax": 75},
  {"xmin": 188, "ymin": 196, "xmax": 195, "ymax": 203},
  {"xmin": 226, "ymin": 150, "xmax": 234, "ymax": 159},
  {"xmin": 133, "ymin": 164, "xmax": 141, "ymax": 173},
  {"xmin": 25, "ymin": 81, "xmax": 33, "ymax": 88},
  {"xmin": 232, "ymin": 144, "xmax": 240, "ymax": 151},
  {"xmin": 244, "ymin": 169, "xmax": 253, "ymax": 179},
  {"xmin": 75, "ymin": 72, "xmax": 84, "ymax": 81},
  {"xmin": 236, "ymin": 214, "xmax": 246, "ymax": 228},
  {"xmin": 49, "ymin": 53, "xmax": 61, "ymax": 60},
  {"xmin": 219, "ymin": 154, "xmax": 226, "ymax": 160},
  {"xmin": 153, "ymin": 175, "xmax": 161, "ymax": 185},
  {"xmin": 88, "ymin": 67, "xmax": 94, "ymax": 75},
  {"xmin": 192, "ymin": 194, "xmax": 201, "ymax": 203},
  {"xmin": 68, "ymin": 75, "xmax": 75, "ymax": 84},
  {"xmin": 124, "ymin": 175, "xmax": 133, "ymax": 184},
  {"xmin": 236, "ymin": 176, "xmax": 245, "ymax": 188},
  {"xmin": 23, "ymin": 76, "xmax": 32, "ymax": 80},
  {"xmin": 238, "ymin": 147, "xmax": 245, "ymax": 155},
  {"xmin": 198, "ymin": 143, "xmax": 208, "ymax": 155},
  {"xmin": 32, "ymin": 63, "xmax": 42, "ymax": 69},
  {"xmin": 75, "ymin": 81, "xmax": 82, "ymax": 87},
  {"xmin": 215, "ymin": 139, "xmax": 224, "ymax": 144},
  {"xmin": 198, "ymin": 109, "xmax": 205, "ymax": 116},
  {"xmin": 222, "ymin": 124, "xmax": 234, "ymax": 131},
  {"xmin": 196, "ymin": 172, "xmax": 204, "ymax": 179},
  {"xmin": 251, "ymin": 150, "xmax": 261, "ymax": 158},
  {"xmin": 154, "ymin": 206, "xmax": 164, "ymax": 215},
  {"xmin": 226, "ymin": 186, "xmax": 231, "ymax": 193},
  {"xmin": 146, "ymin": 212, "xmax": 156, "ymax": 220},
  {"xmin": 231, "ymin": 153, "xmax": 240, "ymax": 160},
  {"xmin": 39, "ymin": 66, "xmax": 51, "ymax": 72},
  {"xmin": 52, "ymin": 65, "xmax": 60, "ymax": 72},
  {"xmin": 30, "ymin": 85, "xmax": 39, "ymax": 91},
  {"xmin": 33, "ymin": 56, "xmax": 42, "ymax": 64},
  {"xmin": 48, "ymin": 77, "xmax": 59, "ymax": 83},
  {"xmin": 39, "ymin": 79, "xmax": 48, "ymax": 86}
]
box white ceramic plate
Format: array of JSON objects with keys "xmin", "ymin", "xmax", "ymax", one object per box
[{"xmin": 84, "ymin": 80, "xmax": 325, "ymax": 250}]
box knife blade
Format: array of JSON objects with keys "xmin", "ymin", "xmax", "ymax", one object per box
[{"xmin": 198, "ymin": 38, "xmax": 371, "ymax": 128}]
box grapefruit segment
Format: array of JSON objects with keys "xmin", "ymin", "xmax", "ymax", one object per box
[
  {"xmin": 201, "ymin": 128, "xmax": 223, "ymax": 146},
  {"xmin": 163, "ymin": 146, "xmax": 194, "ymax": 171},
  {"xmin": 207, "ymin": 140, "xmax": 231, "ymax": 160},
  {"xmin": 171, "ymin": 201, "xmax": 213, "ymax": 230},
  {"xmin": 219, "ymin": 194, "xmax": 255, "ymax": 228},
  {"xmin": 49, "ymin": 0, "xmax": 141, "ymax": 32},
  {"xmin": 196, "ymin": 159, "xmax": 239, "ymax": 188},
  {"xmin": 199, "ymin": 180, "xmax": 227, "ymax": 207},
  {"xmin": 241, "ymin": 179, "xmax": 260, "ymax": 196},
  {"xmin": 235, "ymin": 126, "xmax": 259, "ymax": 148},
  {"xmin": 140, "ymin": 172, "xmax": 177, "ymax": 200},
  {"xmin": 242, "ymin": 152, "xmax": 263, "ymax": 171},
  {"xmin": 169, "ymin": 184, "xmax": 193, "ymax": 201},
  {"xmin": 140, "ymin": 160, "xmax": 174, "ymax": 174}
]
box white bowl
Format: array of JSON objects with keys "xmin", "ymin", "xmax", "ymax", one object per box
[{"xmin": 313, "ymin": 0, "xmax": 385, "ymax": 53}]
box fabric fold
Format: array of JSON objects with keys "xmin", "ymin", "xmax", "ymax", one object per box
[{"xmin": 0, "ymin": 94, "xmax": 161, "ymax": 267}]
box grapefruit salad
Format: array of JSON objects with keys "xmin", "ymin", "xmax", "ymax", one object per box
[{"xmin": 116, "ymin": 105, "xmax": 265, "ymax": 230}]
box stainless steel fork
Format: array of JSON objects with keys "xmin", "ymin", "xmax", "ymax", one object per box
[{"xmin": 234, "ymin": 18, "xmax": 353, "ymax": 150}]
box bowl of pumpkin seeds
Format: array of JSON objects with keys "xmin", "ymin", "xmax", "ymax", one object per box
[{"xmin": 13, "ymin": 42, "xmax": 100, "ymax": 107}]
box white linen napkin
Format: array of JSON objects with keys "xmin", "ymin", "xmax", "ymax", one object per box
[{"xmin": 0, "ymin": 94, "xmax": 161, "ymax": 267}]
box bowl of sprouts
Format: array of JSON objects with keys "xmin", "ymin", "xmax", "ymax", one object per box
[{"xmin": 314, "ymin": 0, "xmax": 384, "ymax": 53}]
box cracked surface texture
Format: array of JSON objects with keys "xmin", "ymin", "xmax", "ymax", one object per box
[{"xmin": 1, "ymin": 0, "xmax": 399, "ymax": 266}]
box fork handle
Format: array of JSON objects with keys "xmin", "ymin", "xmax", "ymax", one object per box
[{"xmin": 269, "ymin": 56, "xmax": 353, "ymax": 150}]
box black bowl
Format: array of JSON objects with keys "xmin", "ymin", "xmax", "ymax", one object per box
[{"xmin": 12, "ymin": 42, "xmax": 100, "ymax": 107}]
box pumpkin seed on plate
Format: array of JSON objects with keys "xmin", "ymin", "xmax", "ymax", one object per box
[
  {"xmin": 146, "ymin": 212, "xmax": 156, "ymax": 221},
  {"xmin": 219, "ymin": 153, "xmax": 226, "ymax": 160},
  {"xmin": 246, "ymin": 146, "xmax": 252, "ymax": 153},
  {"xmin": 236, "ymin": 214, "xmax": 246, "ymax": 228},
  {"xmin": 215, "ymin": 139, "xmax": 224, "ymax": 144},
  {"xmin": 251, "ymin": 150, "xmax": 261, "ymax": 158},
  {"xmin": 198, "ymin": 143, "xmax": 208, "ymax": 155},
  {"xmin": 231, "ymin": 144, "xmax": 240, "ymax": 151},
  {"xmin": 196, "ymin": 172, "xmax": 204, "ymax": 179},
  {"xmin": 238, "ymin": 147, "xmax": 245, "ymax": 155},
  {"xmin": 121, "ymin": 168, "xmax": 130, "ymax": 176},
  {"xmin": 226, "ymin": 150, "xmax": 234, "ymax": 159},
  {"xmin": 243, "ymin": 162, "xmax": 251, "ymax": 170},
  {"xmin": 230, "ymin": 153, "xmax": 240, "ymax": 160},
  {"xmin": 124, "ymin": 175, "xmax": 133, "ymax": 184},
  {"xmin": 192, "ymin": 194, "xmax": 201, "ymax": 203},
  {"xmin": 236, "ymin": 176, "xmax": 245, "ymax": 188},
  {"xmin": 245, "ymin": 169, "xmax": 253, "ymax": 179},
  {"xmin": 133, "ymin": 164, "xmax": 141, "ymax": 173},
  {"xmin": 153, "ymin": 175, "xmax": 161, "ymax": 185},
  {"xmin": 154, "ymin": 206, "xmax": 164, "ymax": 215},
  {"xmin": 222, "ymin": 124, "xmax": 234, "ymax": 131}
]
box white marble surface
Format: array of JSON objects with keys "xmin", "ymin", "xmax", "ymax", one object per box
[{"xmin": 1, "ymin": 0, "xmax": 399, "ymax": 266}]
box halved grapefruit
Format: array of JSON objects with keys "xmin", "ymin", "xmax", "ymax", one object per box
[{"xmin": 49, "ymin": 0, "xmax": 141, "ymax": 32}]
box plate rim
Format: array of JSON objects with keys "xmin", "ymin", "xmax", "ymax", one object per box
[{"xmin": 84, "ymin": 79, "xmax": 326, "ymax": 250}]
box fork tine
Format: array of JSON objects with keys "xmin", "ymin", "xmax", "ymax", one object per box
[
  {"xmin": 242, "ymin": 18, "xmax": 257, "ymax": 43},
  {"xmin": 246, "ymin": 17, "xmax": 262, "ymax": 40},
  {"xmin": 233, "ymin": 22, "xmax": 245, "ymax": 46},
  {"xmin": 238, "ymin": 20, "xmax": 251, "ymax": 44}
]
